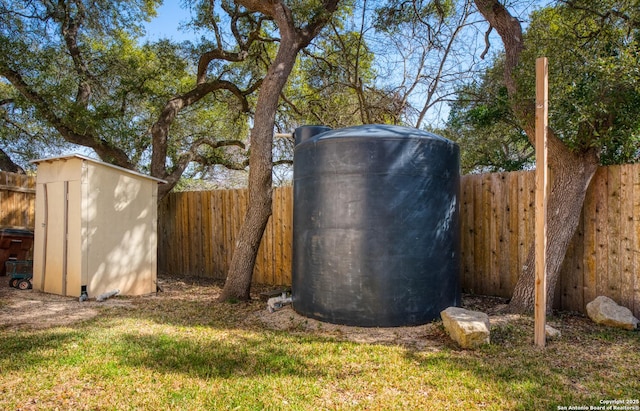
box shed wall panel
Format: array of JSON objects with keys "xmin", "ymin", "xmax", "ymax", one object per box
[
  {"xmin": 32, "ymin": 155, "xmax": 159, "ymax": 298},
  {"xmin": 84, "ymin": 163, "xmax": 157, "ymax": 296}
]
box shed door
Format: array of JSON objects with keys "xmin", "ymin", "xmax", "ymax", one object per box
[{"xmin": 41, "ymin": 181, "xmax": 70, "ymax": 296}]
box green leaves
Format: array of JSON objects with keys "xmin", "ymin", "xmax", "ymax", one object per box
[
  {"xmin": 374, "ymin": 0, "xmax": 455, "ymax": 32},
  {"xmin": 447, "ymin": 0, "xmax": 640, "ymax": 171},
  {"xmin": 0, "ymin": 0, "xmax": 165, "ymax": 167},
  {"xmin": 516, "ymin": 0, "xmax": 640, "ymax": 164}
]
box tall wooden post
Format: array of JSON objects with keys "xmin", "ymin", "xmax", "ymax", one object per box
[{"xmin": 534, "ymin": 57, "xmax": 549, "ymax": 347}]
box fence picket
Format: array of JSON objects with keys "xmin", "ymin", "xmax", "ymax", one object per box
[
  {"xmin": 582, "ymin": 175, "xmax": 598, "ymax": 308},
  {"xmin": 460, "ymin": 176, "xmax": 475, "ymax": 293},
  {"xmin": 620, "ymin": 165, "xmax": 636, "ymax": 312},
  {"xmin": 594, "ymin": 167, "xmax": 610, "ymax": 299},
  {"xmin": 507, "ymin": 171, "xmax": 521, "ymax": 292},
  {"xmin": 607, "ymin": 166, "xmax": 622, "ymax": 304}
]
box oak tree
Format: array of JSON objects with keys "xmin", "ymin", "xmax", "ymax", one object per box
[{"xmin": 473, "ymin": 0, "xmax": 640, "ymax": 312}]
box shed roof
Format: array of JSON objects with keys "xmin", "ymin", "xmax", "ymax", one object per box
[{"xmin": 30, "ymin": 154, "xmax": 167, "ymax": 184}]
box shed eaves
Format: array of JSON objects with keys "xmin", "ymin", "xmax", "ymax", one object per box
[{"xmin": 30, "ymin": 154, "xmax": 167, "ymax": 184}]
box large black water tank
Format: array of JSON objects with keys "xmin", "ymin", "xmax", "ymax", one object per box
[{"xmin": 291, "ymin": 124, "xmax": 460, "ymax": 327}]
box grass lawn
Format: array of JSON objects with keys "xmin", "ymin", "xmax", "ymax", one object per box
[{"xmin": 0, "ymin": 277, "xmax": 638, "ymax": 410}]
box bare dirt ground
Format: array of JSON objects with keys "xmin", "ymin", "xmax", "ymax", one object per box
[
  {"xmin": 0, "ymin": 275, "xmax": 520, "ymax": 348},
  {"xmin": 0, "ymin": 278, "xmax": 133, "ymax": 331},
  {"xmin": 250, "ymin": 291, "xmax": 516, "ymax": 349}
]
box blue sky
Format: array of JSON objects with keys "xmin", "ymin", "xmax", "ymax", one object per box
[{"xmin": 144, "ymin": 2, "xmax": 194, "ymax": 42}]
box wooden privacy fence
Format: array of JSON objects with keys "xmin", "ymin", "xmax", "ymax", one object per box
[
  {"xmin": 0, "ymin": 171, "xmax": 36, "ymax": 230},
  {"xmin": 460, "ymin": 165, "xmax": 640, "ymax": 317},
  {"xmin": 158, "ymin": 163, "xmax": 640, "ymax": 317},
  {"xmin": 158, "ymin": 187, "xmax": 293, "ymax": 285}
]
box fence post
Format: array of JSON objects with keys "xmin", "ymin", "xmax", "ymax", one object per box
[{"xmin": 534, "ymin": 57, "xmax": 549, "ymax": 348}]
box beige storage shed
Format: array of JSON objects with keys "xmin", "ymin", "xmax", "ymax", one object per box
[{"xmin": 31, "ymin": 154, "xmax": 165, "ymax": 298}]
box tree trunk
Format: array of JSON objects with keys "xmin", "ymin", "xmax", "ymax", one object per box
[
  {"xmin": 508, "ymin": 133, "xmax": 599, "ymax": 313},
  {"xmin": 218, "ymin": 31, "xmax": 301, "ymax": 302},
  {"xmin": 218, "ymin": 0, "xmax": 340, "ymax": 301},
  {"xmin": 0, "ymin": 148, "xmax": 24, "ymax": 173},
  {"xmin": 473, "ymin": 0, "xmax": 602, "ymax": 313}
]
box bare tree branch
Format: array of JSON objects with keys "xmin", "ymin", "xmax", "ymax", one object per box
[
  {"xmin": 150, "ymin": 79, "xmax": 252, "ymax": 179},
  {"xmin": 480, "ymin": 25, "xmax": 492, "ymax": 59},
  {"xmin": 58, "ymin": 0, "xmax": 93, "ymax": 106},
  {"xmin": 473, "ymin": 0, "xmax": 523, "ymax": 100}
]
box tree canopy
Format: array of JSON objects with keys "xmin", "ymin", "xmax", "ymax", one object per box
[
  {"xmin": 444, "ymin": 65, "xmax": 534, "ymax": 173},
  {"xmin": 3, "ymin": 0, "xmax": 638, "ymax": 184},
  {"xmin": 0, "ymin": 0, "xmax": 497, "ymax": 184},
  {"xmin": 518, "ymin": 0, "xmax": 640, "ymax": 165},
  {"xmin": 447, "ymin": 0, "xmax": 640, "ymax": 173},
  {"xmin": 3, "ymin": 0, "xmax": 640, "ymax": 306},
  {"xmin": 0, "ymin": 1, "xmax": 269, "ymax": 196}
]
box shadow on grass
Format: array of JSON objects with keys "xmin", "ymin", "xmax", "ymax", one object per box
[
  {"xmin": 110, "ymin": 331, "xmax": 323, "ymax": 380},
  {"xmin": 0, "ymin": 310, "xmax": 336, "ymax": 382},
  {"xmin": 0, "ymin": 329, "xmax": 85, "ymax": 369},
  {"xmin": 403, "ymin": 317, "xmax": 640, "ymax": 410}
]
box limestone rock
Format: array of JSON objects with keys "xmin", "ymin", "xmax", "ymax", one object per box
[
  {"xmin": 545, "ymin": 325, "xmax": 561, "ymax": 339},
  {"xmin": 441, "ymin": 307, "xmax": 490, "ymax": 349},
  {"xmin": 586, "ymin": 296, "xmax": 639, "ymax": 330}
]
